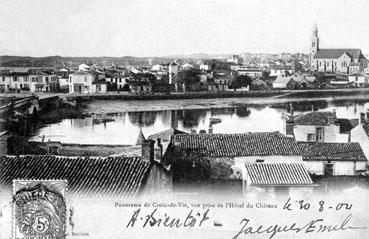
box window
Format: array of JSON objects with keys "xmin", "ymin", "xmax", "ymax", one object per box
[
  {"xmin": 316, "ymin": 127, "xmax": 324, "ymax": 142},
  {"xmin": 256, "ymin": 159, "xmax": 264, "ymax": 163},
  {"xmin": 24, "ymin": 77, "xmax": 28, "ymax": 82},
  {"xmin": 13, "ymin": 77, "xmax": 18, "ymax": 82},
  {"xmin": 2, "ymin": 77, "xmax": 4, "ymax": 82},
  {"xmin": 32, "ymin": 77, "xmax": 37, "ymax": 82},
  {"xmin": 85, "ymin": 76, "xmax": 87, "ymax": 82},
  {"xmin": 307, "ymin": 134, "xmax": 315, "ymax": 141}
]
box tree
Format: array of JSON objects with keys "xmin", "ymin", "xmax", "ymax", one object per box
[{"xmin": 230, "ymin": 75, "xmax": 252, "ymax": 89}]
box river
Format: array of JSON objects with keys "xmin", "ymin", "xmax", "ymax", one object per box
[{"xmin": 29, "ymin": 99, "xmax": 369, "ymax": 145}]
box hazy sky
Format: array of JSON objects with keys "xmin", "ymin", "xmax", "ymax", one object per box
[{"xmin": 1, "ymin": 0, "xmax": 369, "ymax": 57}]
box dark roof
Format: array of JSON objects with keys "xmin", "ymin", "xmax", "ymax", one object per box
[
  {"xmin": 173, "ymin": 132, "xmax": 301, "ymax": 157},
  {"xmin": 294, "ymin": 111, "xmax": 336, "ymax": 126},
  {"xmin": 245, "ymin": 163, "xmax": 313, "ymax": 186},
  {"xmin": 298, "ymin": 142, "xmax": 367, "ymax": 162},
  {"xmin": 314, "ymin": 49, "xmax": 362, "ymax": 59},
  {"xmin": 337, "ymin": 118, "xmax": 359, "ymax": 133},
  {"xmin": 0, "ymin": 155, "xmax": 151, "ymax": 197}
]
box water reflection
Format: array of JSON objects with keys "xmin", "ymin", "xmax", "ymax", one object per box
[{"xmin": 30, "ymin": 100, "xmax": 369, "ymax": 145}]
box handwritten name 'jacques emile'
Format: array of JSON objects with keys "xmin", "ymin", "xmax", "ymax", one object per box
[{"xmin": 233, "ymin": 213, "xmax": 366, "ymax": 239}]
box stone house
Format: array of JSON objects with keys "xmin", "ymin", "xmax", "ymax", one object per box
[
  {"xmin": 298, "ymin": 141, "xmax": 367, "ymax": 176},
  {"xmin": 68, "ymin": 71, "xmax": 93, "ymax": 93},
  {"xmin": 286, "ymin": 111, "xmax": 358, "ymax": 143}
]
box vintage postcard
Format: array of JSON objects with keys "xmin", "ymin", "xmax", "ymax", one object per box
[{"xmin": 1, "ymin": 0, "xmax": 369, "ymax": 238}]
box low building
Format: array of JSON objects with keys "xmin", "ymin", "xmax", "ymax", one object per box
[
  {"xmin": 236, "ymin": 69, "xmax": 265, "ymax": 79},
  {"xmin": 272, "ymin": 75, "xmax": 297, "ymax": 89},
  {"xmin": 286, "ymin": 111, "xmax": 359, "ymax": 143},
  {"xmin": 92, "ymin": 80, "xmax": 107, "ymax": 93},
  {"xmin": 298, "ymin": 141, "xmax": 367, "ymax": 176},
  {"xmin": 242, "ymin": 163, "xmax": 313, "ymax": 196},
  {"xmin": 68, "ymin": 71, "xmax": 93, "ymax": 93},
  {"xmin": 348, "ymin": 73, "xmax": 368, "ymax": 87}
]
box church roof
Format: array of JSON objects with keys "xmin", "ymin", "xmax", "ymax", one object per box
[{"xmin": 314, "ymin": 49, "xmax": 362, "ymax": 59}]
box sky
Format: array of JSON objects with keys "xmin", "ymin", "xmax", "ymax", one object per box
[{"xmin": 1, "ymin": 0, "xmax": 369, "ymax": 57}]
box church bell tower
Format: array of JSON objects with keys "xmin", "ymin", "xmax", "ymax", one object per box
[{"xmin": 310, "ymin": 24, "xmax": 319, "ymax": 66}]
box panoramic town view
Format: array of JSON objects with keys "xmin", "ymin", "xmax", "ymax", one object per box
[{"xmin": 1, "ymin": 0, "xmax": 369, "ymax": 238}]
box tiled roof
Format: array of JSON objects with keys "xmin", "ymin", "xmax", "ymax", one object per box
[
  {"xmin": 173, "ymin": 132, "xmax": 301, "ymax": 157},
  {"xmin": 293, "ymin": 111, "xmax": 336, "ymax": 126},
  {"xmin": 314, "ymin": 49, "xmax": 361, "ymax": 59},
  {"xmin": 298, "ymin": 142, "xmax": 367, "ymax": 162},
  {"xmin": 0, "ymin": 155, "xmax": 151, "ymax": 197},
  {"xmin": 245, "ymin": 163, "xmax": 313, "ymax": 186}
]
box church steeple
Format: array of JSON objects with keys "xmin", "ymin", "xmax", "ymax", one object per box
[{"xmin": 310, "ymin": 24, "xmax": 319, "ymax": 65}]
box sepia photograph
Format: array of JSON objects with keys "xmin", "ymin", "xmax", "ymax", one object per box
[{"xmin": 1, "ymin": 0, "xmax": 369, "ymax": 238}]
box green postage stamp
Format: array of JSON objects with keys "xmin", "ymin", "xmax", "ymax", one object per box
[{"xmin": 13, "ymin": 180, "xmax": 67, "ymax": 239}]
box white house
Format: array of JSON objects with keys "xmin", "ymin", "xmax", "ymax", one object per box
[
  {"xmin": 298, "ymin": 141, "xmax": 367, "ymax": 176},
  {"xmin": 69, "ymin": 71, "xmax": 93, "ymax": 93},
  {"xmin": 286, "ymin": 111, "xmax": 359, "ymax": 143}
]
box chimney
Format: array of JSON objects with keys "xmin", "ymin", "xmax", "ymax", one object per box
[
  {"xmin": 154, "ymin": 138, "xmax": 163, "ymax": 162},
  {"xmin": 208, "ymin": 124, "xmax": 213, "ymax": 134},
  {"xmin": 360, "ymin": 113, "xmax": 366, "ymax": 124},
  {"xmin": 142, "ymin": 139, "xmax": 155, "ymax": 163},
  {"xmin": 286, "ymin": 115, "xmax": 294, "ymax": 136}
]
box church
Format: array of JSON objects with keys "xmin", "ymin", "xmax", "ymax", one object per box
[{"xmin": 310, "ymin": 25, "xmax": 367, "ymax": 74}]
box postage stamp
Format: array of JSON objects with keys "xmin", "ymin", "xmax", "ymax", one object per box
[{"xmin": 13, "ymin": 180, "xmax": 67, "ymax": 239}]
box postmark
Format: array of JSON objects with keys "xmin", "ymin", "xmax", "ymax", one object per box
[{"xmin": 13, "ymin": 180, "xmax": 67, "ymax": 239}]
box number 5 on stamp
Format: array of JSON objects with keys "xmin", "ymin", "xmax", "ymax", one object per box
[{"xmin": 13, "ymin": 180, "xmax": 67, "ymax": 239}]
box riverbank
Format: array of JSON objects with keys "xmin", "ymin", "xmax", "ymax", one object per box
[{"xmin": 84, "ymin": 92, "xmax": 369, "ymax": 113}]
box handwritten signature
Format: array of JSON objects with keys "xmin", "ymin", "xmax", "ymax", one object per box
[
  {"xmin": 233, "ymin": 213, "xmax": 366, "ymax": 239},
  {"xmin": 126, "ymin": 208, "xmax": 210, "ymax": 228}
]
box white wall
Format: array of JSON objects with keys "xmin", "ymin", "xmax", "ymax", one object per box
[
  {"xmin": 294, "ymin": 124, "xmax": 349, "ymax": 143},
  {"xmin": 305, "ymin": 161, "xmax": 366, "ymax": 176}
]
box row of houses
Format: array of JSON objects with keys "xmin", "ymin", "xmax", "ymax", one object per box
[{"xmin": 272, "ymin": 72, "xmax": 369, "ymax": 89}]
